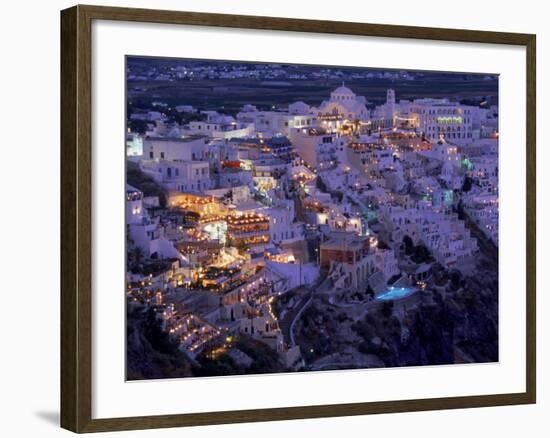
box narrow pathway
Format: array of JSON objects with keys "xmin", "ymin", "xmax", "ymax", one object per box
[
  {"xmin": 289, "ymin": 291, "xmax": 314, "ymax": 346},
  {"xmin": 278, "ymin": 287, "xmax": 311, "ymax": 346}
]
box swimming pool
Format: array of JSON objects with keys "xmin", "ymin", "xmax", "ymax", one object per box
[{"xmin": 376, "ymin": 287, "xmax": 417, "ymax": 301}]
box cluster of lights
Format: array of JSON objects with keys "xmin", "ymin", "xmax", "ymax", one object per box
[
  {"xmin": 436, "ymin": 116, "xmax": 463, "ymax": 124},
  {"xmin": 198, "ymin": 214, "xmax": 227, "ymax": 224},
  {"xmin": 126, "ymin": 191, "xmax": 142, "ymax": 202},
  {"xmin": 227, "ymin": 214, "xmax": 269, "ymax": 226},
  {"xmin": 172, "ymin": 195, "xmax": 215, "ymax": 209}
]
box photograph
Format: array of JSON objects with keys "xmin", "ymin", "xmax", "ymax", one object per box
[
  {"xmin": 2, "ymin": 0, "xmax": 544, "ymax": 435},
  {"xmin": 125, "ymin": 57, "xmax": 500, "ymax": 380}
]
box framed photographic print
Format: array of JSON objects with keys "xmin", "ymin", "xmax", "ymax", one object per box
[{"xmin": 60, "ymin": 4, "xmax": 536, "ymax": 433}]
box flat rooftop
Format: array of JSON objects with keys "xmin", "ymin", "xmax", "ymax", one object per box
[{"xmin": 321, "ymin": 232, "xmax": 368, "ymax": 251}]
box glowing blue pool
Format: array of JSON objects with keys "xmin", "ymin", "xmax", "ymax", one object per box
[{"xmin": 376, "ymin": 287, "xmax": 417, "ymax": 301}]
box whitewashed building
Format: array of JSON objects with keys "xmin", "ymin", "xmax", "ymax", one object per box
[{"xmin": 139, "ymin": 159, "xmax": 212, "ymax": 193}]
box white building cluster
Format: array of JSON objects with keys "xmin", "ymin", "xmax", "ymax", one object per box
[{"xmin": 126, "ymin": 82, "xmax": 498, "ymax": 367}]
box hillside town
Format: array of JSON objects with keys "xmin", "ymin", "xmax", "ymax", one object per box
[{"xmin": 126, "ymin": 60, "xmax": 499, "ymax": 379}]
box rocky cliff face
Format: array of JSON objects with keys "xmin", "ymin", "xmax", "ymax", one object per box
[
  {"xmin": 126, "ymin": 307, "xmax": 194, "ymax": 380},
  {"xmin": 127, "ymin": 307, "xmax": 289, "ymax": 379},
  {"xmin": 294, "ymin": 268, "xmax": 498, "ymax": 370},
  {"xmin": 295, "ymin": 212, "xmax": 499, "ymax": 371}
]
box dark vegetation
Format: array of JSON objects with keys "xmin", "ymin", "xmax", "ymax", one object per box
[
  {"xmin": 126, "ymin": 160, "xmax": 167, "ymax": 207},
  {"xmin": 402, "ymin": 235, "xmax": 434, "ymax": 264},
  {"xmin": 127, "ymin": 119, "xmax": 150, "ymax": 135},
  {"xmin": 462, "ymin": 175, "xmax": 473, "ymax": 192},
  {"xmin": 127, "ymin": 248, "xmax": 175, "ymax": 275}
]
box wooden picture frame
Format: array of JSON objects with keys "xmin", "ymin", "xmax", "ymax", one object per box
[{"xmin": 61, "ymin": 4, "xmax": 536, "ymax": 433}]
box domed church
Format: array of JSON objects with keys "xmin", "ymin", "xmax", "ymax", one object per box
[{"xmin": 314, "ymin": 84, "xmax": 370, "ymax": 121}]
